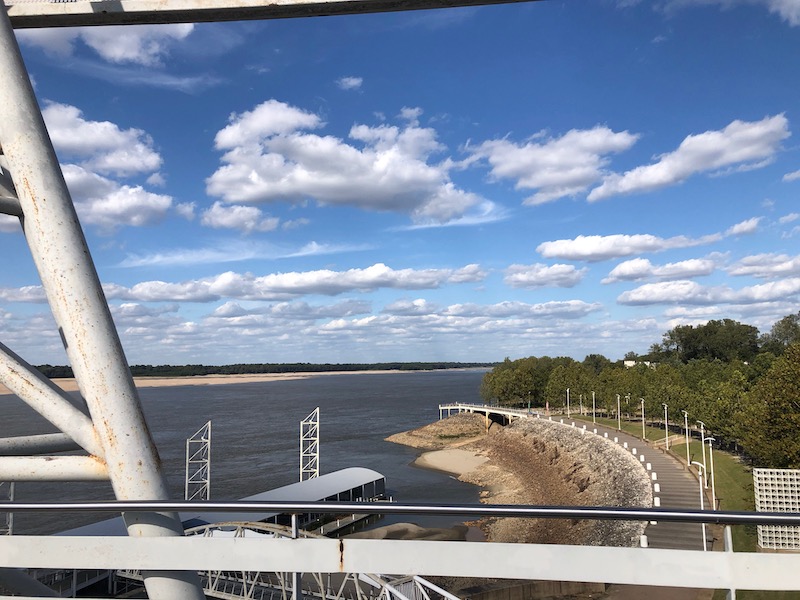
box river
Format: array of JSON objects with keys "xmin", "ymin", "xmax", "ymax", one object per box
[{"xmin": 1, "ymin": 369, "xmax": 486, "ymax": 534}]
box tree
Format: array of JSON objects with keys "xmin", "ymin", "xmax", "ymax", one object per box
[
  {"xmin": 583, "ymin": 353, "xmax": 612, "ymax": 375},
  {"xmin": 740, "ymin": 343, "xmax": 800, "ymax": 467},
  {"xmin": 661, "ymin": 319, "xmax": 759, "ymax": 363},
  {"xmin": 760, "ymin": 312, "xmax": 800, "ymax": 355}
]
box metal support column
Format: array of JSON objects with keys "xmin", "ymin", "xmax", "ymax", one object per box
[
  {"xmin": 300, "ymin": 407, "xmax": 320, "ymax": 481},
  {"xmin": 185, "ymin": 421, "xmax": 212, "ymax": 501},
  {"xmin": 0, "ymin": 4, "xmax": 203, "ymax": 596}
]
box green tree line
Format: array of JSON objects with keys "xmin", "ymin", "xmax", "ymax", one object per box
[
  {"xmin": 36, "ymin": 361, "xmax": 494, "ymax": 379},
  {"xmin": 480, "ymin": 313, "xmax": 800, "ymax": 468}
]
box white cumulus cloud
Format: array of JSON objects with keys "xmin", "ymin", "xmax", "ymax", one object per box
[
  {"xmin": 784, "ymin": 169, "xmax": 800, "ymax": 182},
  {"xmin": 201, "ymin": 201, "xmax": 279, "ymax": 233},
  {"xmin": 588, "ymin": 114, "xmax": 790, "ymax": 200},
  {"xmin": 207, "ymin": 100, "xmax": 495, "ymax": 225},
  {"xmin": 602, "ymin": 257, "xmax": 717, "ymax": 283},
  {"xmin": 43, "ymin": 102, "xmax": 162, "ymax": 176},
  {"xmin": 469, "ymin": 126, "xmax": 639, "ymax": 204},
  {"xmin": 503, "ymin": 263, "xmax": 587, "ymax": 288},
  {"xmin": 618, "ymin": 277, "xmax": 800, "ymax": 305},
  {"xmin": 101, "ymin": 263, "xmax": 487, "ymax": 303},
  {"xmin": 727, "ymin": 253, "xmax": 800, "ymax": 278},
  {"xmin": 537, "ymin": 232, "xmax": 721, "ymax": 262}
]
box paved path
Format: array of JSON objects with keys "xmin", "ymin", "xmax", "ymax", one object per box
[
  {"xmin": 557, "ymin": 418, "xmax": 711, "ymax": 600},
  {"xmin": 565, "ymin": 418, "xmax": 707, "ymax": 551}
]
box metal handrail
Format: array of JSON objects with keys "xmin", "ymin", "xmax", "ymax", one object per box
[{"xmin": 2, "ymin": 500, "xmax": 799, "ymax": 526}]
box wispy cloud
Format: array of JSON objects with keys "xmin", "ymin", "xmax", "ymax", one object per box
[
  {"xmin": 336, "ymin": 76, "xmax": 363, "ymax": 90},
  {"xmin": 118, "ymin": 239, "xmax": 372, "ymax": 268}
]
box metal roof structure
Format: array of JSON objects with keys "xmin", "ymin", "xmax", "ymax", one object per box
[{"xmin": 55, "ymin": 467, "xmax": 385, "ymax": 537}]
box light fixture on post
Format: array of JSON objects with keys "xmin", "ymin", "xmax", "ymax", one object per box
[
  {"xmin": 662, "ymin": 403, "xmax": 669, "ymax": 450},
  {"xmin": 691, "ymin": 461, "xmax": 708, "ymax": 552},
  {"xmin": 640, "ymin": 398, "xmax": 646, "ymax": 440},
  {"xmin": 682, "ymin": 410, "xmax": 689, "ymax": 464},
  {"xmin": 697, "ymin": 420, "xmax": 708, "ymax": 488},
  {"xmin": 566, "ymin": 388, "xmax": 570, "ymax": 418},
  {"xmin": 616, "ymin": 393, "xmax": 621, "ymax": 431},
  {"xmin": 706, "ymin": 436, "xmax": 717, "ymax": 510}
]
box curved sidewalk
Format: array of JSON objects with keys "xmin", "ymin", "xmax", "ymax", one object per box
[{"xmin": 562, "ymin": 417, "xmax": 706, "ymax": 551}]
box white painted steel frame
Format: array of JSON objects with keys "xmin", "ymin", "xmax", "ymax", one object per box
[
  {"xmin": 2, "ymin": 536, "xmax": 800, "ymax": 592},
  {"xmin": 301, "ymin": 408, "xmax": 320, "ymax": 481},
  {"xmin": 185, "ymin": 421, "xmax": 212, "ymax": 501},
  {"xmin": 0, "ymin": 3, "xmax": 204, "ymax": 596}
]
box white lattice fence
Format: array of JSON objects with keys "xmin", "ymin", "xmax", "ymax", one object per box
[{"xmin": 754, "ymin": 468, "xmax": 800, "ymax": 550}]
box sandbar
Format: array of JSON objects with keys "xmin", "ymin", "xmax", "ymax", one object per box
[
  {"xmin": 414, "ymin": 448, "xmax": 488, "ymax": 476},
  {"xmin": 0, "ymin": 369, "xmax": 406, "ymax": 396}
]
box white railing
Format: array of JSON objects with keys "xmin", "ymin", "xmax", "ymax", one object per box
[{"xmin": 2, "ymin": 501, "xmax": 800, "ymax": 597}]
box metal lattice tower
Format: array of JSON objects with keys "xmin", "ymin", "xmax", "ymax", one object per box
[
  {"xmin": 185, "ymin": 421, "xmax": 212, "ymax": 501},
  {"xmin": 300, "ymin": 408, "xmax": 320, "ymax": 481},
  {"xmin": 0, "ymin": 482, "xmax": 12, "ymax": 536}
]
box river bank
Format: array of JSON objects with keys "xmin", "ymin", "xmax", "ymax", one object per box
[{"xmin": 384, "ymin": 412, "xmax": 651, "ymax": 546}]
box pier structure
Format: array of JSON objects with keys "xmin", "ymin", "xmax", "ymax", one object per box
[{"xmin": 439, "ymin": 402, "xmax": 535, "ymax": 430}]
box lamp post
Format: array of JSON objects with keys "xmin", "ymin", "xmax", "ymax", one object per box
[
  {"xmin": 697, "ymin": 420, "xmax": 708, "ymax": 488},
  {"xmin": 616, "ymin": 394, "xmax": 621, "ymax": 430},
  {"xmin": 640, "ymin": 398, "xmax": 646, "ymax": 440},
  {"xmin": 682, "ymin": 410, "xmax": 689, "ymax": 464},
  {"xmin": 662, "ymin": 403, "xmax": 669, "ymax": 449},
  {"xmin": 691, "ymin": 461, "xmax": 708, "ymax": 552},
  {"xmin": 592, "ymin": 391, "xmax": 596, "ymax": 424},
  {"xmin": 566, "ymin": 388, "xmax": 570, "ymax": 418},
  {"xmin": 579, "ymin": 394, "xmax": 583, "ymax": 416},
  {"xmin": 706, "ymin": 437, "xmax": 717, "ymax": 510}
]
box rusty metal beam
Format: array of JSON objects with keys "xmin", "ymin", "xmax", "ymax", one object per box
[{"xmin": 6, "ymin": 0, "xmax": 542, "ymax": 29}]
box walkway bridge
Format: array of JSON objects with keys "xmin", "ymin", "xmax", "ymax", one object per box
[{"xmin": 438, "ymin": 402, "xmax": 536, "ymax": 428}]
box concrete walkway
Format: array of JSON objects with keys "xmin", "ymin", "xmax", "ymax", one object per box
[
  {"xmin": 554, "ymin": 417, "xmax": 710, "ymax": 600},
  {"xmin": 559, "ymin": 417, "xmax": 707, "ymax": 550}
]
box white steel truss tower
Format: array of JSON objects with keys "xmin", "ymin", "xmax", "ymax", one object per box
[
  {"xmin": 300, "ymin": 408, "xmax": 320, "ymax": 481},
  {"xmin": 185, "ymin": 421, "xmax": 212, "ymax": 501}
]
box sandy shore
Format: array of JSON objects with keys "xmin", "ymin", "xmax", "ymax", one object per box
[
  {"xmin": 414, "ymin": 448, "xmax": 488, "ymax": 475},
  {"xmin": 0, "ymin": 369, "xmax": 407, "ymax": 396}
]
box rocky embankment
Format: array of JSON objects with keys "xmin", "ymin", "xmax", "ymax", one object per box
[{"xmin": 387, "ymin": 412, "xmax": 652, "ymax": 547}]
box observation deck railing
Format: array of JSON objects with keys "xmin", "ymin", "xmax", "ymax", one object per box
[{"xmin": 2, "ymin": 500, "xmax": 800, "ymax": 598}]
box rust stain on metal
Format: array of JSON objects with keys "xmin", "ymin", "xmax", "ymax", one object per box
[{"xmin": 339, "ymin": 539, "xmax": 345, "ymax": 572}]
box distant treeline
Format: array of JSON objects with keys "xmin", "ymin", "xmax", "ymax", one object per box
[{"xmin": 35, "ymin": 362, "xmax": 494, "ymax": 379}]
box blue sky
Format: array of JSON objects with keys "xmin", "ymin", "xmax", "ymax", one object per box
[{"xmin": 2, "ymin": 0, "xmax": 799, "ymax": 365}]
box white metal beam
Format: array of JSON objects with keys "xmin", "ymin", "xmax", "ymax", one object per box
[
  {"xmin": 2, "ymin": 536, "xmax": 800, "ymax": 592},
  {"xmin": 0, "ymin": 3, "xmax": 204, "ymax": 596},
  {"xmin": 0, "ymin": 456, "xmax": 109, "ymax": 480},
  {"xmin": 0, "ymin": 343, "xmax": 102, "ymax": 457}
]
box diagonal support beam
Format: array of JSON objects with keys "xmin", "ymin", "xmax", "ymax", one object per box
[
  {"xmin": 0, "ymin": 342, "xmax": 102, "ymax": 457},
  {"xmin": 0, "ymin": 433, "xmax": 81, "ymax": 455},
  {"xmin": 0, "ymin": 3, "xmax": 204, "ymax": 597},
  {"xmin": 0, "ymin": 456, "xmax": 109, "ymax": 480}
]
